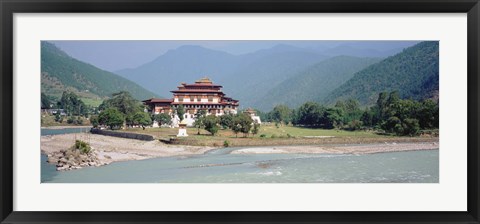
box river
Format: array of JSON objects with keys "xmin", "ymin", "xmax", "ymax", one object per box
[
  {"xmin": 41, "ymin": 126, "xmax": 92, "ymax": 136},
  {"xmin": 41, "ymin": 127, "xmax": 439, "ymax": 183}
]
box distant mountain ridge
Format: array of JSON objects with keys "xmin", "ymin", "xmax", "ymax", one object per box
[
  {"xmin": 324, "ymin": 41, "xmax": 439, "ymax": 105},
  {"xmin": 41, "ymin": 42, "xmax": 158, "ymax": 101},
  {"xmin": 115, "ymin": 45, "xmax": 329, "ymax": 107},
  {"xmin": 116, "ymin": 45, "xmax": 240, "ymax": 96}
]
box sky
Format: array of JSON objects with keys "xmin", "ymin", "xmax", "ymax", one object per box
[{"xmin": 50, "ymin": 40, "xmax": 419, "ymax": 72}]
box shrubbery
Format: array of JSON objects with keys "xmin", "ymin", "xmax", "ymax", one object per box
[
  {"xmin": 223, "ymin": 140, "xmax": 230, "ymax": 147},
  {"xmin": 74, "ymin": 140, "xmax": 92, "ymax": 154}
]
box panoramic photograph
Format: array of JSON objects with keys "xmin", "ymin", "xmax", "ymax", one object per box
[{"xmin": 40, "ymin": 40, "xmax": 439, "ymax": 183}]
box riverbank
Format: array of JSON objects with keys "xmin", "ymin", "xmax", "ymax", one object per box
[
  {"xmin": 231, "ymin": 142, "xmax": 438, "ymax": 155},
  {"xmin": 42, "ymin": 132, "xmax": 439, "ymax": 171},
  {"xmin": 119, "ymin": 126, "xmax": 438, "ymax": 147},
  {"xmin": 41, "ymin": 133, "xmax": 214, "ymax": 170}
]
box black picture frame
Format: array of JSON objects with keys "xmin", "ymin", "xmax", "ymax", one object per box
[{"xmin": 1, "ymin": 0, "xmax": 479, "ymax": 223}]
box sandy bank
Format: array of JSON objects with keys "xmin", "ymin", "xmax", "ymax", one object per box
[
  {"xmin": 41, "ymin": 133, "xmax": 214, "ymax": 168},
  {"xmin": 231, "ymin": 142, "xmax": 439, "ymax": 155}
]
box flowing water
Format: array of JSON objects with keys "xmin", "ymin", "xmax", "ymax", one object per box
[
  {"xmin": 41, "ymin": 127, "xmax": 91, "ymax": 136},
  {"xmin": 41, "ymin": 147, "xmax": 439, "ymax": 183},
  {"xmin": 41, "ymin": 127, "xmax": 439, "ymax": 183}
]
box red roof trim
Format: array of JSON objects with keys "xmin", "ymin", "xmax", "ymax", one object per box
[
  {"xmin": 183, "ymin": 84, "xmax": 223, "ymax": 88},
  {"xmin": 171, "ymin": 102, "xmax": 239, "ymax": 105},
  {"xmin": 171, "ymin": 90, "xmax": 224, "ymax": 93},
  {"xmin": 143, "ymin": 98, "xmax": 173, "ymax": 103}
]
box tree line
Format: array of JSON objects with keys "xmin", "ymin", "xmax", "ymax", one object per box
[
  {"xmin": 193, "ymin": 111, "xmax": 259, "ymax": 137},
  {"xmin": 42, "ymin": 91, "xmax": 92, "ymax": 125},
  {"xmin": 259, "ymin": 91, "xmax": 438, "ymax": 136},
  {"xmin": 44, "ymin": 90, "xmax": 437, "ymax": 137}
]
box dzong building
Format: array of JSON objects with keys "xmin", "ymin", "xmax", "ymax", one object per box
[{"xmin": 142, "ymin": 77, "xmax": 239, "ymax": 127}]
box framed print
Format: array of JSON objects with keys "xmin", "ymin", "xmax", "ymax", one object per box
[{"xmin": 1, "ymin": 0, "xmax": 479, "ymax": 223}]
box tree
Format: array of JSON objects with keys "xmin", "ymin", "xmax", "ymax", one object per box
[
  {"xmin": 252, "ymin": 122, "xmax": 260, "ymax": 136},
  {"xmin": 54, "ymin": 113, "xmax": 62, "ymax": 123},
  {"xmin": 376, "ymin": 91, "xmax": 389, "ymax": 120},
  {"xmin": 203, "ymin": 115, "xmax": 220, "ymax": 136},
  {"xmin": 76, "ymin": 116, "xmax": 84, "ymax": 125},
  {"xmin": 153, "ymin": 113, "xmax": 172, "ymax": 127},
  {"xmin": 232, "ymin": 123, "xmax": 241, "ymax": 137},
  {"xmin": 90, "ymin": 115, "xmax": 99, "ymax": 128},
  {"xmin": 58, "ymin": 91, "xmax": 86, "ymax": 116},
  {"xmin": 98, "ymin": 108, "xmax": 125, "ymax": 130},
  {"xmin": 132, "ymin": 112, "xmax": 153, "ymax": 130},
  {"xmin": 374, "ymin": 92, "xmax": 426, "ymax": 136},
  {"xmin": 269, "ymin": 105, "xmax": 292, "ymax": 125},
  {"xmin": 418, "ymin": 99, "xmax": 439, "ymax": 129},
  {"xmin": 361, "ymin": 107, "xmax": 377, "ymax": 128},
  {"xmin": 295, "ymin": 102, "xmax": 325, "ymax": 126},
  {"xmin": 99, "ymin": 91, "xmax": 144, "ymax": 127},
  {"xmin": 99, "ymin": 91, "xmax": 140, "ymax": 116},
  {"xmin": 41, "ymin": 93, "xmax": 52, "ymax": 109},
  {"xmin": 402, "ymin": 118, "xmax": 420, "ymax": 136},
  {"xmin": 219, "ymin": 114, "xmax": 234, "ymax": 129},
  {"xmin": 67, "ymin": 116, "xmax": 75, "ymax": 124},
  {"xmin": 232, "ymin": 113, "xmax": 253, "ymax": 137},
  {"xmin": 193, "ymin": 110, "xmax": 207, "ymax": 134},
  {"xmin": 322, "ymin": 107, "xmax": 344, "ymax": 129},
  {"xmin": 176, "ymin": 105, "xmax": 185, "ymax": 121},
  {"xmin": 347, "ymin": 120, "xmax": 363, "ymax": 131},
  {"xmin": 382, "ymin": 116, "xmax": 402, "ymax": 134}
]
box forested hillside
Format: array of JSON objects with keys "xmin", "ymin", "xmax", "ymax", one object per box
[
  {"xmin": 41, "ymin": 42, "xmax": 158, "ymax": 102},
  {"xmin": 251, "ymin": 56, "xmax": 381, "ymax": 111},
  {"xmin": 222, "ymin": 50, "xmax": 328, "ymax": 109},
  {"xmin": 324, "ymin": 41, "xmax": 439, "ymax": 106}
]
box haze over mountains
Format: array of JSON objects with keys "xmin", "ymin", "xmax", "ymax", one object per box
[{"xmin": 42, "ymin": 41, "xmax": 438, "ymax": 112}]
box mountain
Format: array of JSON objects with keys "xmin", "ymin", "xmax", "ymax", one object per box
[
  {"xmin": 115, "ymin": 44, "xmax": 328, "ymax": 104},
  {"xmin": 324, "ymin": 41, "xmax": 439, "ymax": 105},
  {"xmin": 41, "ymin": 42, "xmax": 158, "ymax": 102},
  {"xmin": 116, "ymin": 45, "xmax": 239, "ymax": 96},
  {"xmin": 251, "ymin": 56, "xmax": 382, "ymax": 111},
  {"xmin": 221, "ymin": 50, "xmax": 328, "ymax": 108}
]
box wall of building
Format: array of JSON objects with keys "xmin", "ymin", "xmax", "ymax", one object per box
[{"xmin": 90, "ymin": 129, "xmax": 155, "ymax": 141}]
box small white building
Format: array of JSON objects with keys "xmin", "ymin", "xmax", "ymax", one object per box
[{"xmin": 244, "ymin": 108, "xmax": 261, "ymax": 124}]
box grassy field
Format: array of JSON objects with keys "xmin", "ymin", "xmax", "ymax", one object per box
[
  {"xmin": 80, "ymin": 98, "xmax": 103, "ymax": 107},
  {"xmin": 119, "ymin": 124, "xmax": 437, "ymax": 147},
  {"xmin": 260, "ymin": 125, "xmax": 378, "ymax": 137}
]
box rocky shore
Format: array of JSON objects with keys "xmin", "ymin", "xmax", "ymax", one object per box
[
  {"xmin": 47, "ymin": 148, "xmax": 105, "ymax": 171},
  {"xmin": 41, "ymin": 133, "xmax": 214, "ymax": 171}
]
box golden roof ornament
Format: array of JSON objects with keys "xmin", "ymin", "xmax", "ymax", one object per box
[{"xmin": 196, "ymin": 77, "xmax": 212, "ymax": 84}]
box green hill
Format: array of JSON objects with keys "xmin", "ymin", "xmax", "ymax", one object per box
[
  {"xmin": 324, "ymin": 41, "xmax": 439, "ymax": 106},
  {"xmin": 251, "ymin": 56, "xmax": 381, "ymax": 111},
  {"xmin": 41, "ymin": 42, "xmax": 158, "ymax": 104}
]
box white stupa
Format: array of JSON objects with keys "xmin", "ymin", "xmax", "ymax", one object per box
[{"xmin": 177, "ymin": 120, "xmax": 188, "ymax": 137}]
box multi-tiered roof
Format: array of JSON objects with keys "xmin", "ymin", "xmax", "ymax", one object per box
[{"xmin": 143, "ymin": 77, "xmax": 239, "ymax": 109}]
